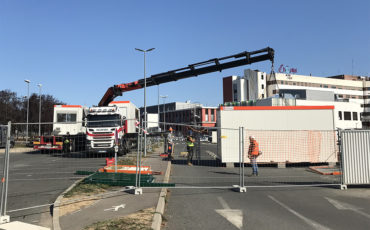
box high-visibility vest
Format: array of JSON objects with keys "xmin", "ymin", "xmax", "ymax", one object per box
[
  {"xmin": 248, "ymin": 140, "xmax": 259, "ymax": 156},
  {"xmin": 187, "ymin": 141, "xmax": 194, "ymax": 147}
]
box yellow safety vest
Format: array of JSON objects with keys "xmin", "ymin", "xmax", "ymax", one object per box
[{"xmin": 187, "ymin": 141, "xmax": 194, "ymax": 147}]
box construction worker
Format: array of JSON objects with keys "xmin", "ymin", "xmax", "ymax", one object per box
[
  {"xmin": 63, "ymin": 138, "xmax": 70, "ymax": 153},
  {"xmin": 248, "ymin": 136, "xmax": 259, "ymax": 176},
  {"xmin": 186, "ymin": 135, "xmax": 195, "ymax": 166},
  {"xmin": 167, "ymin": 127, "xmax": 174, "ymax": 160}
]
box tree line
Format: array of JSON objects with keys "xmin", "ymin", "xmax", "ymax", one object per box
[{"xmin": 0, "ymin": 89, "xmax": 65, "ymax": 137}]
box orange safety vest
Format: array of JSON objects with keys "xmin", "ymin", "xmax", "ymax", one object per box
[{"xmin": 248, "ymin": 140, "xmax": 259, "ymax": 156}]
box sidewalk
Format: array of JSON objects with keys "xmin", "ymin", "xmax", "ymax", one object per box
[{"xmin": 54, "ymin": 145, "xmax": 170, "ymax": 230}]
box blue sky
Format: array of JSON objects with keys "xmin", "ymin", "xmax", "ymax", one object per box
[{"xmin": 1, "ymin": 0, "xmax": 369, "ymax": 108}]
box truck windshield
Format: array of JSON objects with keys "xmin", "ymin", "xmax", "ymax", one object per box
[{"xmin": 87, "ymin": 114, "xmax": 120, "ymax": 127}]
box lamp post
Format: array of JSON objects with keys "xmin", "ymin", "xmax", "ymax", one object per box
[
  {"xmin": 160, "ymin": 95, "xmax": 168, "ymax": 131},
  {"xmin": 38, "ymin": 84, "xmax": 42, "ymax": 136},
  {"xmin": 157, "ymin": 85, "xmax": 160, "ymax": 132},
  {"xmin": 135, "ymin": 47, "xmax": 155, "ymax": 157},
  {"xmin": 24, "ymin": 79, "xmax": 30, "ymax": 144}
]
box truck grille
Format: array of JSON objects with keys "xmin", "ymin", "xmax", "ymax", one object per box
[
  {"xmin": 93, "ymin": 132, "xmax": 113, "ymax": 135},
  {"xmin": 93, "ymin": 143, "xmax": 112, "ymax": 148}
]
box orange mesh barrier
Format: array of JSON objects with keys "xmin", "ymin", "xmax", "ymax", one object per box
[{"xmin": 244, "ymin": 130, "xmax": 338, "ymax": 163}]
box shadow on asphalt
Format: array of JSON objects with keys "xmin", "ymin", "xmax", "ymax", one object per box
[{"xmin": 170, "ymin": 159, "xmax": 223, "ymax": 167}]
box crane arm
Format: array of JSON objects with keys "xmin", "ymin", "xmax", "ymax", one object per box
[{"xmin": 99, "ymin": 47, "xmax": 274, "ymax": 106}]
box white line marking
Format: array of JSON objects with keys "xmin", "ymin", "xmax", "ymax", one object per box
[
  {"xmin": 268, "ymin": 195, "xmax": 331, "ymax": 230},
  {"xmin": 218, "ymin": 196, "xmax": 230, "ymax": 209},
  {"xmin": 216, "ymin": 197, "xmax": 243, "ymax": 229},
  {"xmin": 325, "ymin": 197, "xmax": 370, "ymax": 219},
  {"xmin": 104, "ymin": 204, "xmax": 126, "ymax": 212}
]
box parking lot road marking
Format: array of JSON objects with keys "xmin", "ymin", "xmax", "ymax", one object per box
[
  {"xmin": 268, "ymin": 195, "xmax": 331, "ymax": 230},
  {"xmin": 216, "ymin": 197, "xmax": 243, "ymax": 229},
  {"xmin": 325, "ymin": 197, "xmax": 370, "ymax": 219},
  {"xmin": 104, "ymin": 204, "xmax": 126, "ymax": 212},
  {"xmin": 218, "ymin": 197, "xmax": 230, "ymax": 209}
]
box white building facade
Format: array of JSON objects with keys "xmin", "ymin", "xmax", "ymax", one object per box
[{"xmin": 223, "ymin": 69, "xmax": 370, "ymax": 129}]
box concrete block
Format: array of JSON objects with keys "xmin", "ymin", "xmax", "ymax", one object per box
[
  {"xmin": 226, "ymin": 162, "xmax": 234, "ymax": 168},
  {"xmin": 277, "ymin": 162, "xmax": 286, "ymax": 168},
  {"xmin": 0, "ymin": 215, "xmax": 10, "ymax": 224},
  {"xmin": 134, "ymin": 188, "xmax": 143, "ymax": 195}
]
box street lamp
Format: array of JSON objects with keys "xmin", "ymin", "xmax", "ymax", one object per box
[
  {"xmin": 38, "ymin": 84, "xmax": 42, "ymax": 136},
  {"xmin": 135, "ymin": 47, "xmax": 155, "ymax": 157},
  {"xmin": 24, "ymin": 79, "xmax": 30, "ymax": 144},
  {"xmin": 160, "ymin": 95, "xmax": 168, "ymax": 131},
  {"xmin": 157, "ymin": 85, "xmax": 160, "ymax": 132}
]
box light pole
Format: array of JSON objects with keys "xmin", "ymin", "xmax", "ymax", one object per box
[
  {"xmin": 24, "ymin": 79, "xmax": 30, "ymax": 144},
  {"xmin": 157, "ymin": 85, "xmax": 160, "ymax": 132},
  {"xmin": 135, "ymin": 47, "xmax": 155, "ymax": 157},
  {"xmin": 38, "ymin": 84, "xmax": 42, "ymax": 136},
  {"xmin": 160, "ymin": 95, "xmax": 168, "ymax": 131}
]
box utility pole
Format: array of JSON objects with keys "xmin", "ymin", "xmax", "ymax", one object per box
[
  {"xmin": 24, "ymin": 79, "xmax": 30, "ymax": 144},
  {"xmin": 38, "ymin": 84, "xmax": 42, "ymax": 136},
  {"xmin": 135, "ymin": 48, "xmax": 155, "ymax": 157}
]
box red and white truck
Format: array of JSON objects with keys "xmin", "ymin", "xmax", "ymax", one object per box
[{"xmin": 34, "ymin": 102, "xmax": 139, "ymax": 154}]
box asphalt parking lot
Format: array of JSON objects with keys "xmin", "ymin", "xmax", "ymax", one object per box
[
  {"xmin": 163, "ymin": 142, "xmax": 370, "ymax": 230},
  {"xmin": 0, "ymin": 150, "xmax": 106, "ymax": 228}
]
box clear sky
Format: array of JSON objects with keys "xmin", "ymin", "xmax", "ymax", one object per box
[{"xmin": 1, "ymin": 0, "xmax": 369, "ymax": 108}]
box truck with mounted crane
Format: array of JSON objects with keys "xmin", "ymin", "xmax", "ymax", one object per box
[{"xmin": 34, "ymin": 47, "xmax": 274, "ymax": 155}]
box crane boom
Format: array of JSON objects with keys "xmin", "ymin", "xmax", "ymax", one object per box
[{"xmin": 99, "ymin": 47, "xmax": 274, "ymax": 106}]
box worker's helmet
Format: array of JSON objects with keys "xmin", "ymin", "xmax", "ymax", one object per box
[{"xmin": 249, "ymin": 136, "xmax": 255, "ymax": 140}]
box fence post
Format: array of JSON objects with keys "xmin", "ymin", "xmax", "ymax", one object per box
[
  {"xmin": 337, "ymin": 130, "xmax": 347, "ymax": 190},
  {"xmin": 0, "ymin": 121, "xmax": 11, "ymax": 224},
  {"xmin": 135, "ymin": 121, "xmax": 143, "ymax": 195},
  {"xmin": 235, "ymin": 127, "xmax": 246, "ymax": 193}
]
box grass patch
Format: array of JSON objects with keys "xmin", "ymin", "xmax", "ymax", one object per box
[
  {"xmin": 64, "ymin": 183, "xmax": 113, "ymax": 198},
  {"xmin": 84, "ymin": 207, "xmax": 154, "ymax": 230},
  {"xmin": 117, "ymin": 156, "xmax": 137, "ymax": 165}
]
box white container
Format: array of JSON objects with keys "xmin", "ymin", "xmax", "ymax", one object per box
[{"xmin": 217, "ymin": 106, "xmax": 337, "ymax": 163}]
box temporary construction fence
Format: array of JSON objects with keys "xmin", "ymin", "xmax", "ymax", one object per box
[
  {"xmin": 0, "ymin": 119, "xmax": 361, "ymax": 225},
  {"xmin": 340, "ymin": 129, "xmax": 370, "ymax": 186}
]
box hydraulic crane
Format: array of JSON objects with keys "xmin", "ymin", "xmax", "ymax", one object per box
[{"xmin": 99, "ymin": 47, "xmax": 274, "ymax": 106}]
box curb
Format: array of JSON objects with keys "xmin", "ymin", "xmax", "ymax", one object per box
[
  {"xmin": 151, "ymin": 160, "xmax": 171, "ymax": 230},
  {"xmin": 52, "ymin": 177, "xmax": 85, "ymax": 230}
]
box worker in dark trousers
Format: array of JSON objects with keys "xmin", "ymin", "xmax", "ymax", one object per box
[
  {"xmin": 186, "ymin": 136, "xmax": 195, "ymax": 166},
  {"xmin": 63, "ymin": 133, "xmax": 71, "ymax": 153},
  {"xmin": 167, "ymin": 127, "xmax": 174, "ymax": 160}
]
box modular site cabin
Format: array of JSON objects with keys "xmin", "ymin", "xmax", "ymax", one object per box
[{"xmin": 217, "ymin": 106, "xmax": 338, "ymax": 165}]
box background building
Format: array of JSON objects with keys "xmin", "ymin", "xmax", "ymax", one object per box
[
  {"xmin": 223, "ymin": 69, "xmax": 370, "ymax": 129},
  {"xmin": 142, "ymin": 102, "xmax": 217, "ymax": 136}
]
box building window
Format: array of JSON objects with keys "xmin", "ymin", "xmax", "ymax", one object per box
[
  {"xmin": 344, "ymin": 111, "xmax": 351, "ymax": 120},
  {"xmin": 338, "ymin": 111, "xmax": 342, "ymax": 120},
  {"xmin": 353, "ymin": 112, "xmax": 358, "ymax": 121},
  {"xmin": 261, "ymin": 84, "xmax": 264, "ymax": 89},
  {"xmin": 324, "ymin": 85, "xmax": 328, "ymax": 88},
  {"xmin": 261, "ymin": 74, "xmax": 264, "ymax": 80},
  {"xmin": 261, "ymin": 94, "xmax": 264, "ymax": 98},
  {"xmin": 211, "ymin": 109, "xmax": 215, "ymax": 121},
  {"xmin": 57, "ymin": 113, "xmax": 77, "ymax": 122}
]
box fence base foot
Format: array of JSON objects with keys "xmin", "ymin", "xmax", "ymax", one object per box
[
  {"xmin": 0, "ymin": 215, "xmax": 10, "ymax": 224},
  {"xmin": 232, "ymin": 185, "xmax": 247, "ymax": 193},
  {"xmin": 125, "ymin": 186, "xmax": 143, "ymax": 195},
  {"xmin": 277, "ymin": 162, "xmax": 286, "ymax": 168},
  {"xmin": 340, "ymin": 185, "xmax": 347, "ymax": 190},
  {"xmin": 134, "ymin": 188, "xmax": 143, "ymax": 195}
]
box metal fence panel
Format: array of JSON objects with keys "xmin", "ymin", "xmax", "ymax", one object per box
[
  {"xmin": 152, "ymin": 122, "xmax": 242, "ymax": 188},
  {"xmin": 341, "ymin": 130, "xmax": 370, "ymax": 185},
  {"xmin": 242, "ymin": 129, "xmax": 341, "ymax": 187}
]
